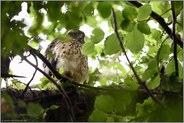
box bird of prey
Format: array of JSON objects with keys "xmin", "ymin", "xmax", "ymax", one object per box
[{"xmin": 43, "ymin": 30, "xmax": 88, "ymax": 84}]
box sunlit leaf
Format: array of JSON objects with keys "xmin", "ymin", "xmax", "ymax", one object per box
[
  {"xmin": 91, "ymin": 28, "xmax": 105, "ymax": 44},
  {"xmin": 122, "ymin": 6, "xmax": 138, "ymax": 20},
  {"xmin": 146, "ymin": 74, "xmax": 160, "ymax": 90},
  {"xmin": 137, "ymin": 4, "xmax": 152, "ymax": 21},
  {"xmin": 104, "ymin": 33, "xmax": 121, "ymax": 55},
  {"xmin": 82, "ymin": 42, "xmax": 95, "ymax": 55},
  {"xmin": 137, "ymin": 22, "xmax": 151, "ymax": 34},
  {"xmin": 158, "ymin": 44, "xmax": 170, "ymax": 60},
  {"xmin": 125, "ymin": 27, "xmax": 145, "ymax": 53},
  {"xmin": 151, "ymin": 29, "xmax": 161, "ymax": 41},
  {"xmin": 97, "ymin": 2, "xmax": 112, "ymax": 18},
  {"xmin": 83, "ymin": 3, "xmax": 94, "ymax": 16},
  {"xmin": 165, "ymin": 59, "xmax": 183, "ymax": 79},
  {"xmin": 121, "ymin": 19, "xmax": 136, "ymax": 32}
]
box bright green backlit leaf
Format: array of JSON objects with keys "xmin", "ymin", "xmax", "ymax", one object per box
[
  {"xmin": 126, "ymin": 27, "xmax": 145, "ymax": 53},
  {"xmin": 137, "ymin": 4, "xmax": 152, "ymax": 21},
  {"xmin": 28, "ymin": 41, "xmax": 39, "ymax": 48},
  {"xmin": 124, "ymin": 77, "xmax": 139, "ymax": 90},
  {"xmin": 97, "ymin": 2, "xmax": 112, "ymax": 18},
  {"xmin": 91, "ymin": 28, "xmax": 105, "ymax": 44},
  {"xmin": 95, "ymin": 95, "xmax": 115, "ymax": 113},
  {"xmin": 147, "ymin": 74, "xmax": 160, "ymax": 90},
  {"xmin": 137, "ymin": 22, "xmax": 151, "ymax": 34},
  {"xmin": 59, "ymin": 68, "xmax": 64, "ymax": 74},
  {"xmin": 49, "ymin": 105, "xmax": 60, "ymax": 110},
  {"xmin": 151, "ymin": 29, "xmax": 161, "ymax": 41},
  {"xmin": 158, "ymin": 44, "xmax": 170, "ymax": 60},
  {"xmin": 142, "ymin": 69, "xmax": 155, "ymax": 81},
  {"xmin": 106, "ymin": 116, "xmax": 114, "ymax": 122},
  {"xmin": 122, "ymin": 6, "xmax": 138, "ymax": 20},
  {"xmin": 165, "ymin": 59, "xmax": 183, "ymax": 79},
  {"xmin": 27, "ymin": 103, "xmax": 44, "ymax": 118},
  {"xmin": 121, "ymin": 19, "xmax": 136, "ymax": 32},
  {"xmin": 104, "ymin": 33, "xmax": 121, "ymax": 55},
  {"xmin": 83, "ymin": 3, "xmax": 94, "ymax": 16},
  {"xmin": 89, "ymin": 110, "xmax": 108, "ymax": 122},
  {"xmin": 82, "ymin": 42, "xmax": 95, "ymax": 55},
  {"xmin": 148, "ymin": 59, "xmax": 158, "ymax": 71}
]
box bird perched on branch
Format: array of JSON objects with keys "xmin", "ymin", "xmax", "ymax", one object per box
[{"xmin": 43, "ymin": 30, "xmax": 88, "ymax": 84}]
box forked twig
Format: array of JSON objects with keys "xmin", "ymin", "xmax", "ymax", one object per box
[
  {"xmin": 20, "ymin": 53, "xmax": 38, "ymax": 98},
  {"xmin": 111, "ymin": 8, "xmax": 162, "ymax": 106},
  {"xmin": 21, "ymin": 55, "xmax": 76, "ymax": 121}
]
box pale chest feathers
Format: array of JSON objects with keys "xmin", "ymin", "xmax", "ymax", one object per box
[{"xmin": 44, "ymin": 40, "xmax": 88, "ymax": 83}]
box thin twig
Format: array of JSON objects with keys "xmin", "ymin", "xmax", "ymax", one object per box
[
  {"xmin": 20, "ymin": 53, "xmax": 38, "ymax": 98},
  {"xmin": 21, "ymin": 55, "xmax": 76, "ymax": 121},
  {"xmin": 111, "ymin": 8, "xmax": 162, "ymax": 106},
  {"xmin": 171, "ymin": 1, "xmax": 179, "ymax": 76}
]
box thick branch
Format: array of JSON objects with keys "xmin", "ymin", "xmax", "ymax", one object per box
[
  {"xmin": 171, "ymin": 1, "xmax": 179, "ymax": 76},
  {"xmin": 28, "ymin": 46, "xmax": 118, "ymax": 91},
  {"xmin": 128, "ymin": 1, "xmax": 183, "ymax": 48},
  {"xmin": 111, "ymin": 8, "xmax": 162, "ymax": 106}
]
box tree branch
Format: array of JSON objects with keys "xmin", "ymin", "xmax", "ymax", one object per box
[
  {"xmin": 111, "ymin": 8, "xmax": 162, "ymax": 106},
  {"xmin": 128, "ymin": 1, "xmax": 183, "ymax": 49},
  {"xmin": 28, "ymin": 46, "xmax": 119, "ymax": 91},
  {"xmin": 21, "ymin": 55, "xmax": 76, "ymax": 121},
  {"xmin": 20, "ymin": 53, "xmax": 38, "ymax": 98},
  {"xmin": 171, "ymin": 1, "xmax": 179, "ymax": 76}
]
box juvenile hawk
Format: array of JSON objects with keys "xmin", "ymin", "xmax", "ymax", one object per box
[{"xmin": 43, "ymin": 30, "xmax": 88, "ymax": 84}]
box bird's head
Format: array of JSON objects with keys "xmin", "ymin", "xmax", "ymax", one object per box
[{"xmin": 68, "ymin": 30, "xmax": 85, "ymax": 44}]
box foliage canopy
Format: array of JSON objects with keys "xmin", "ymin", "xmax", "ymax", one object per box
[{"xmin": 1, "ymin": 1, "xmax": 183, "ymax": 122}]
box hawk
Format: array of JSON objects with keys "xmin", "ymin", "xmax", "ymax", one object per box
[{"xmin": 43, "ymin": 30, "xmax": 88, "ymax": 84}]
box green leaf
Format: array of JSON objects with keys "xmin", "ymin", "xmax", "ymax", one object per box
[
  {"xmin": 165, "ymin": 59, "xmax": 183, "ymax": 79},
  {"xmin": 148, "ymin": 59, "xmax": 158, "ymax": 71},
  {"xmin": 137, "ymin": 4, "xmax": 152, "ymax": 21},
  {"xmin": 39, "ymin": 77, "xmax": 50, "ymax": 89},
  {"xmin": 91, "ymin": 28, "xmax": 105, "ymax": 44},
  {"xmin": 97, "ymin": 2, "xmax": 112, "ymax": 18},
  {"xmin": 126, "ymin": 27, "xmax": 145, "ymax": 53},
  {"xmin": 147, "ymin": 74, "xmax": 160, "ymax": 90},
  {"xmin": 136, "ymin": 97, "xmax": 155, "ymax": 118},
  {"xmin": 162, "ymin": 74, "xmax": 182, "ymax": 92},
  {"xmin": 49, "ymin": 105, "xmax": 60, "ymax": 110},
  {"xmin": 124, "ymin": 77, "xmax": 139, "ymax": 90},
  {"xmin": 142, "ymin": 69, "xmax": 155, "ymax": 81},
  {"xmin": 83, "ymin": 3, "xmax": 94, "ymax": 16},
  {"xmin": 121, "ymin": 19, "xmax": 136, "ymax": 32},
  {"xmin": 158, "ymin": 44, "xmax": 170, "ymax": 60},
  {"xmin": 151, "ymin": 29, "xmax": 161, "ymax": 41},
  {"xmin": 82, "ymin": 42, "xmax": 95, "ymax": 55},
  {"xmin": 104, "ymin": 33, "xmax": 121, "ymax": 55},
  {"xmin": 95, "ymin": 95, "xmax": 115, "ymax": 113},
  {"xmin": 137, "ymin": 22, "xmax": 151, "ymax": 34},
  {"xmin": 89, "ymin": 110, "xmax": 108, "ymax": 122},
  {"xmin": 122, "ymin": 6, "xmax": 138, "ymax": 20},
  {"xmin": 106, "ymin": 116, "xmax": 114, "ymax": 122},
  {"xmin": 27, "ymin": 103, "xmax": 44, "ymax": 118},
  {"xmin": 1, "ymin": 93, "xmax": 14, "ymax": 110}
]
